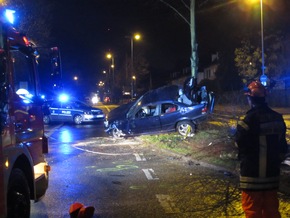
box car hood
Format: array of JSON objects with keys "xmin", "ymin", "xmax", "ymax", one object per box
[{"xmin": 107, "ymin": 101, "xmax": 135, "ymax": 121}]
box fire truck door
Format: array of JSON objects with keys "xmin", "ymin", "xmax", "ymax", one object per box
[{"xmin": 12, "ymin": 51, "xmax": 44, "ymax": 163}]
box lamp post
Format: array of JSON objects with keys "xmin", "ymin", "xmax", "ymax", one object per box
[
  {"xmin": 259, "ymin": 0, "xmax": 268, "ymax": 85},
  {"xmin": 247, "ymin": 0, "xmax": 267, "ymax": 85},
  {"xmin": 260, "ymin": 0, "xmax": 265, "ymax": 75},
  {"xmin": 130, "ymin": 33, "xmax": 141, "ymax": 99},
  {"xmin": 106, "ymin": 53, "xmax": 115, "ymax": 85},
  {"xmin": 131, "ymin": 75, "xmax": 136, "ymax": 99}
]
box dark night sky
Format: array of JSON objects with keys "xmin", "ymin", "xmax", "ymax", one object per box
[
  {"xmin": 50, "ymin": 1, "xmax": 191, "ymax": 89},
  {"xmin": 35, "ymin": 0, "xmax": 290, "ymax": 96}
]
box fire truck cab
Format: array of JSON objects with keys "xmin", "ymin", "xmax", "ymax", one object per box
[{"xmin": 0, "ymin": 9, "xmax": 49, "ymax": 217}]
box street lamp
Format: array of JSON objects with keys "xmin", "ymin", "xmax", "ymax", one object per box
[
  {"xmin": 259, "ymin": 0, "xmax": 265, "ymax": 75},
  {"xmin": 106, "ymin": 53, "xmax": 115, "ymax": 85},
  {"xmin": 247, "ymin": 0, "xmax": 267, "ymax": 85},
  {"xmin": 131, "ymin": 75, "xmax": 136, "ymax": 99},
  {"xmin": 130, "ymin": 33, "xmax": 141, "ymax": 99},
  {"xmin": 259, "ymin": 0, "xmax": 268, "ymax": 86}
]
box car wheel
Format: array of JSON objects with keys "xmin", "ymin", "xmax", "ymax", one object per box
[
  {"xmin": 176, "ymin": 121, "xmax": 195, "ymax": 137},
  {"xmin": 43, "ymin": 115, "xmax": 50, "ymax": 125},
  {"xmin": 7, "ymin": 168, "xmax": 31, "ymax": 218},
  {"xmin": 74, "ymin": 115, "xmax": 83, "ymax": 125}
]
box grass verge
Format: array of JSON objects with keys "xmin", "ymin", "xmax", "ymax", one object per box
[{"xmin": 139, "ymin": 118, "xmax": 239, "ymax": 171}]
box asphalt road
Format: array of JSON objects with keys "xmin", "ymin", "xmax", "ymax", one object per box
[
  {"xmin": 29, "ymin": 103, "xmax": 290, "ymax": 217},
  {"xmin": 29, "ymin": 123, "xmax": 247, "ymax": 218}
]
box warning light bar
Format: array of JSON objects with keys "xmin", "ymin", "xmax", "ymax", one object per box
[{"xmin": 4, "ymin": 9, "xmax": 15, "ymax": 24}]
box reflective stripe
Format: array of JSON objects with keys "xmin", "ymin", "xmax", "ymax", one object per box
[
  {"xmin": 238, "ymin": 121, "xmax": 249, "ymax": 131},
  {"xmin": 240, "ymin": 176, "xmax": 280, "ymax": 190},
  {"xmin": 240, "ymin": 176, "xmax": 279, "ymax": 183},
  {"xmin": 259, "ymin": 135, "xmax": 267, "ymax": 178},
  {"xmin": 240, "ymin": 182, "xmax": 279, "ymax": 190}
]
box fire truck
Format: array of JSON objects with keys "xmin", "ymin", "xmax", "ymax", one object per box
[{"xmin": 0, "ymin": 9, "xmax": 50, "ymax": 217}]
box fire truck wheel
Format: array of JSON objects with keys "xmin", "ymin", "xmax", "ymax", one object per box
[
  {"xmin": 74, "ymin": 115, "xmax": 83, "ymax": 125},
  {"xmin": 43, "ymin": 115, "xmax": 50, "ymax": 125},
  {"xmin": 7, "ymin": 168, "xmax": 30, "ymax": 218}
]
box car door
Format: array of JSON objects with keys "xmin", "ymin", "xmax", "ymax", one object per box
[
  {"xmin": 58, "ymin": 102, "xmax": 74, "ymax": 122},
  {"xmin": 129, "ymin": 104, "xmax": 161, "ymax": 134},
  {"xmin": 49, "ymin": 101, "xmax": 61, "ymax": 122},
  {"xmin": 159, "ymin": 103, "xmax": 180, "ymax": 131}
]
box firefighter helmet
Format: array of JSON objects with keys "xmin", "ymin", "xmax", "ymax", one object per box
[{"xmin": 245, "ymin": 81, "xmax": 266, "ymax": 97}]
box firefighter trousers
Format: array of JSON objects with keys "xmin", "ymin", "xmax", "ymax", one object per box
[{"xmin": 241, "ymin": 190, "xmax": 281, "ymax": 218}]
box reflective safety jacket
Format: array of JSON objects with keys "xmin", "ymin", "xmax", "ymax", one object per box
[{"xmin": 235, "ymin": 103, "xmax": 288, "ymax": 190}]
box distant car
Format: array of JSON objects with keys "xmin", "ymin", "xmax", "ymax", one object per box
[
  {"xmin": 103, "ymin": 96, "xmax": 111, "ymax": 104},
  {"xmin": 104, "ymin": 84, "xmax": 215, "ymax": 138},
  {"xmin": 42, "ymin": 99, "xmax": 105, "ymax": 125}
]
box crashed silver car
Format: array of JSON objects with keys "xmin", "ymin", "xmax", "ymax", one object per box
[{"xmin": 104, "ymin": 82, "xmax": 215, "ymax": 138}]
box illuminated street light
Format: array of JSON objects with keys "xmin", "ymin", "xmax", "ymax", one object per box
[
  {"xmin": 131, "ymin": 33, "xmax": 141, "ymax": 99},
  {"xmin": 259, "ymin": 0, "xmax": 267, "ymax": 86},
  {"xmin": 106, "ymin": 53, "xmax": 115, "ymax": 84},
  {"xmin": 73, "ymin": 76, "xmax": 78, "ymax": 81},
  {"xmin": 131, "ymin": 34, "xmax": 141, "ymax": 76},
  {"xmin": 98, "ymin": 81, "xmax": 105, "ymax": 87},
  {"xmin": 131, "ymin": 75, "xmax": 136, "ymax": 99},
  {"xmin": 247, "ymin": 0, "xmax": 267, "ymax": 85}
]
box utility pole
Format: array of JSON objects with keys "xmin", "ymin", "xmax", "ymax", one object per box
[
  {"xmin": 160, "ymin": 0, "xmax": 198, "ymax": 79},
  {"xmin": 190, "ymin": 0, "xmax": 197, "ymax": 79}
]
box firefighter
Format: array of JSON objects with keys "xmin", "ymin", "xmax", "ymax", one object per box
[{"xmin": 235, "ymin": 80, "xmax": 288, "ymax": 218}]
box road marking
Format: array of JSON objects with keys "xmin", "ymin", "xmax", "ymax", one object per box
[
  {"xmin": 156, "ymin": 194, "xmax": 180, "ymax": 214},
  {"xmin": 134, "ymin": 153, "xmax": 146, "ymax": 161},
  {"xmin": 71, "ymin": 140, "xmax": 139, "ymax": 156},
  {"xmin": 95, "ymin": 165, "xmax": 139, "ymax": 172},
  {"xmin": 142, "ymin": 168, "xmax": 159, "ymax": 180},
  {"xmin": 104, "ymin": 105, "xmax": 111, "ymax": 112},
  {"xmin": 72, "ymin": 145, "xmax": 132, "ymax": 156}
]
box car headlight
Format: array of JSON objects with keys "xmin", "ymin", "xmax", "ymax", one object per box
[{"xmin": 84, "ymin": 111, "xmax": 92, "ymax": 115}]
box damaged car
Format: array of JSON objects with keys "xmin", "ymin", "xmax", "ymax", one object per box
[{"xmin": 104, "ymin": 79, "xmax": 215, "ymax": 138}]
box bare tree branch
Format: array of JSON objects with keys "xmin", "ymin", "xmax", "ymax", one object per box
[
  {"xmin": 159, "ymin": 0, "xmax": 190, "ymax": 25},
  {"xmin": 181, "ymin": 0, "xmax": 190, "ymax": 10}
]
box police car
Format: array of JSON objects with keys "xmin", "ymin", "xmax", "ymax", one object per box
[{"xmin": 42, "ymin": 98, "xmax": 105, "ymax": 125}]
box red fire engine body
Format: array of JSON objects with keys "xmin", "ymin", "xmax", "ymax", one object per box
[{"xmin": 0, "ymin": 9, "xmax": 49, "ymax": 217}]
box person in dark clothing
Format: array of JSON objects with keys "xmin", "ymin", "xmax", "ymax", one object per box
[{"xmin": 235, "ymin": 80, "xmax": 288, "ymax": 218}]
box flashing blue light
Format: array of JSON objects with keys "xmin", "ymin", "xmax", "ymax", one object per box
[
  {"xmin": 5, "ymin": 9, "xmax": 15, "ymax": 24},
  {"xmin": 59, "ymin": 94, "xmax": 69, "ymax": 102},
  {"xmin": 260, "ymin": 74, "xmax": 268, "ymax": 86}
]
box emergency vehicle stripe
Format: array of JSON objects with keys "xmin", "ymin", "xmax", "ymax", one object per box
[
  {"xmin": 259, "ymin": 135, "xmax": 267, "ymax": 178},
  {"xmin": 238, "ymin": 121, "xmax": 249, "ymax": 131}
]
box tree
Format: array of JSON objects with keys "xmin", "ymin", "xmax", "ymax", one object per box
[
  {"xmin": 235, "ymin": 33, "xmax": 288, "ymax": 86},
  {"xmin": 234, "ymin": 39, "xmax": 261, "ymax": 84}
]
